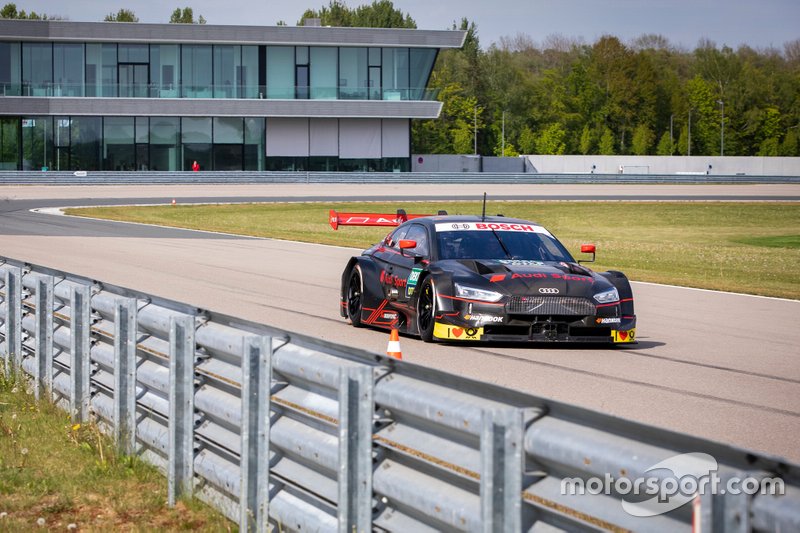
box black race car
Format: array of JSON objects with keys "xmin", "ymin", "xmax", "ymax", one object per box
[{"xmin": 332, "ymin": 209, "xmax": 636, "ymax": 344}]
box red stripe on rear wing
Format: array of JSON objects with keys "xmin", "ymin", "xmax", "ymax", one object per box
[{"xmin": 329, "ymin": 209, "xmax": 433, "ymax": 230}]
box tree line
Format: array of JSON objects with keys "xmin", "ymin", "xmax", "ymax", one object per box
[{"xmin": 4, "ymin": 1, "xmax": 798, "ymax": 157}]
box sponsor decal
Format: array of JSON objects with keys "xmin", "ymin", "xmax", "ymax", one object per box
[
  {"xmin": 539, "ymin": 287, "xmax": 560, "ymax": 294},
  {"xmin": 380, "ymin": 270, "xmax": 407, "ymax": 290},
  {"xmin": 435, "ymin": 222, "xmax": 551, "ymax": 235},
  {"xmin": 382, "ymin": 312, "xmax": 398, "ymax": 320},
  {"xmin": 502, "ymin": 272, "xmax": 592, "ymax": 282},
  {"xmin": 489, "ymin": 274, "xmax": 506, "ymax": 283},
  {"xmin": 611, "ymin": 329, "xmax": 636, "ymax": 343},
  {"xmin": 596, "ymin": 317, "xmax": 622, "ymax": 324},
  {"xmin": 464, "ymin": 313, "xmax": 504, "ymax": 324},
  {"xmin": 406, "ymin": 267, "xmax": 423, "ymax": 297},
  {"xmin": 433, "ymin": 323, "xmax": 483, "ymax": 340},
  {"xmin": 498, "ymin": 259, "xmax": 545, "ymax": 266}
]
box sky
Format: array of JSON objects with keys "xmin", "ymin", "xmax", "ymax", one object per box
[{"xmin": 13, "ymin": 0, "xmax": 800, "ymax": 51}]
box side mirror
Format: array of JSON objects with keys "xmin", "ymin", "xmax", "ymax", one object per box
[
  {"xmin": 399, "ymin": 239, "xmax": 417, "ymax": 250},
  {"xmin": 578, "ymin": 243, "xmax": 596, "ymax": 263}
]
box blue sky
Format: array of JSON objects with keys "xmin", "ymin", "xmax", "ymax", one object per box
[{"xmin": 14, "ymin": 0, "xmax": 799, "ymax": 51}]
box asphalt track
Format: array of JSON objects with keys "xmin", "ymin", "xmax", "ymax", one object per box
[{"xmin": 1, "ymin": 183, "xmax": 799, "ymax": 463}]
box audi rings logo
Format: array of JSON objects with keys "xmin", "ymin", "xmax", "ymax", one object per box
[{"xmin": 539, "ymin": 287, "xmax": 560, "ymax": 294}]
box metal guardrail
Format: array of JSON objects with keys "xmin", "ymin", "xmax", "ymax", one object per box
[
  {"xmin": 0, "ymin": 170, "xmax": 799, "ymax": 185},
  {"xmin": 1, "ymin": 255, "xmax": 799, "ymax": 532}
]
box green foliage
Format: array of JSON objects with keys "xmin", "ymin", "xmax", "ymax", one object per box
[
  {"xmin": 534, "ymin": 123, "xmax": 567, "ymax": 154},
  {"xmin": 169, "ymin": 7, "xmax": 205, "ymax": 24},
  {"xmin": 599, "ymin": 127, "xmax": 616, "ymax": 154},
  {"xmin": 104, "ymin": 8, "xmax": 138, "ymax": 22},
  {"xmin": 1, "ymin": 2, "xmax": 59, "ymax": 19},
  {"xmin": 631, "ymin": 124, "xmax": 655, "ymax": 155},
  {"xmin": 656, "ymin": 131, "xmax": 674, "ymax": 155},
  {"xmin": 300, "ymin": 0, "xmax": 415, "ymax": 28},
  {"xmin": 419, "ymin": 24, "xmax": 799, "ymax": 156}
]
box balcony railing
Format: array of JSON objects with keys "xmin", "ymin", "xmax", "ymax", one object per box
[{"xmin": 0, "ymin": 83, "xmax": 440, "ymax": 101}]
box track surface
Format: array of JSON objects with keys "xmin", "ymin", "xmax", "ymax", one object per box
[{"xmin": 1, "ymin": 183, "xmax": 799, "ymax": 462}]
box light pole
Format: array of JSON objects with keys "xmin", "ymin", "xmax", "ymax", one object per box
[
  {"xmin": 688, "ymin": 108, "xmax": 692, "ymax": 157},
  {"xmin": 717, "ymin": 99, "xmax": 724, "ymax": 156},
  {"xmin": 473, "ymin": 106, "xmax": 477, "ymax": 155},
  {"xmin": 501, "ymin": 110, "xmax": 505, "ymax": 156},
  {"xmin": 670, "ymin": 114, "xmax": 674, "ymax": 154}
]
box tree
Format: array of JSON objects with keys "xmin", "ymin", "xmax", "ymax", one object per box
[
  {"xmin": 534, "ymin": 123, "xmax": 567, "ymax": 154},
  {"xmin": 104, "ymin": 9, "xmax": 138, "ymax": 22},
  {"xmin": 579, "ymin": 125, "xmax": 594, "ymax": 154},
  {"xmin": 169, "ymin": 7, "xmax": 205, "ymax": 24},
  {"xmin": 1, "ymin": 2, "xmax": 60, "ymax": 19},
  {"xmin": 656, "ymin": 131, "xmax": 674, "ymax": 155},
  {"xmin": 631, "ymin": 124, "xmax": 655, "ymax": 155},
  {"xmin": 300, "ymin": 0, "xmax": 415, "ymax": 28},
  {"xmin": 598, "ymin": 127, "xmax": 615, "ymax": 154}
]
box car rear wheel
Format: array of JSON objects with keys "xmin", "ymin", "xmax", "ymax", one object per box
[
  {"xmin": 417, "ymin": 278, "xmax": 436, "ymax": 342},
  {"xmin": 346, "ymin": 265, "xmax": 364, "ymax": 327}
]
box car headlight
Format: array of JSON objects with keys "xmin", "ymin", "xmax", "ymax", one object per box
[
  {"xmin": 593, "ymin": 287, "xmax": 620, "ymax": 304},
  {"xmin": 455, "ymin": 283, "xmax": 503, "ymax": 303}
]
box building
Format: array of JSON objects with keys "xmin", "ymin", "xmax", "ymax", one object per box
[{"xmin": 0, "ymin": 20, "xmax": 464, "ymax": 172}]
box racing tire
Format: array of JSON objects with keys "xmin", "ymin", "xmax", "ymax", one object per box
[
  {"xmin": 417, "ymin": 277, "xmax": 437, "ymax": 342},
  {"xmin": 346, "ymin": 265, "xmax": 365, "ymax": 327}
]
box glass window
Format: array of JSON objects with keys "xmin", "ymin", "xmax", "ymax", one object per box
[
  {"xmin": 244, "ymin": 117, "xmax": 264, "ymax": 170},
  {"xmin": 21, "ymin": 116, "xmax": 53, "ymax": 170},
  {"xmin": 118, "ymin": 44, "xmax": 148, "ymax": 63},
  {"xmin": 213, "ymin": 117, "xmax": 243, "ymax": 143},
  {"xmin": 240, "ymin": 46, "xmax": 259, "ymax": 99},
  {"xmin": 103, "ymin": 117, "xmax": 134, "ymax": 170},
  {"xmin": 150, "ymin": 44, "xmax": 179, "ymax": 98},
  {"xmin": 339, "ymin": 48, "xmax": 367, "ymax": 99},
  {"xmin": 135, "ymin": 117, "xmax": 148, "ymax": 143},
  {"xmin": 55, "ymin": 116, "xmax": 70, "ymax": 147},
  {"xmin": 409, "ymin": 48, "xmax": 437, "ymax": 100},
  {"xmin": 0, "ymin": 42, "xmax": 21, "ymax": 96},
  {"xmin": 182, "ymin": 45, "xmax": 212, "ymax": 98},
  {"xmin": 182, "ymin": 117, "xmax": 212, "ymax": 170},
  {"xmin": 296, "ymin": 65, "xmax": 309, "ymax": 99},
  {"xmin": 404, "ymin": 224, "xmax": 429, "ymax": 257},
  {"xmin": 266, "ymin": 46, "xmax": 294, "ymax": 99},
  {"xmin": 22, "ymin": 43, "xmax": 52, "ymax": 96},
  {"xmin": 149, "ymin": 117, "xmax": 179, "ymax": 171},
  {"xmin": 213, "ymin": 45, "xmax": 239, "ymax": 98},
  {"xmin": 70, "ymin": 116, "xmax": 101, "ymax": 171},
  {"xmin": 382, "ymin": 48, "xmax": 408, "ymax": 100},
  {"xmin": 54, "ymin": 44, "xmax": 84, "ymax": 97},
  {"xmin": 310, "ymin": 47, "xmax": 336, "ymax": 100},
  {"xmin": 86, "ymin": 43, "xmax": 117, "ymax": 97},
  {"xmin": 0, "ymin": 118, "xmax": 19, "ymax": 169}
]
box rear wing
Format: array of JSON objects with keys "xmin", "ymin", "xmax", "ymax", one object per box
[{"xmin": 329, "ymin": 209, "xmax": 446, "ymax": 230}]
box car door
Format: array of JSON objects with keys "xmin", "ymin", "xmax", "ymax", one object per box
[{"xmin": 393, "ymin": 223, "xmax": 430, "ymax": 304}]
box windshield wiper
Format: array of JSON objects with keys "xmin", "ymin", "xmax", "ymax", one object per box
[{"xmin": 490, "ymin": 229, "xmax": 513, "ymax": 259}]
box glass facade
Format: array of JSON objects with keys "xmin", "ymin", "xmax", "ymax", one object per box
[
  {"xmin": 0, "ymin": 40, "xmax": 438, "ymax": 101},
  {"xmin": 1, "ymin": 36, "xmax": 439, "ymax": 172}
]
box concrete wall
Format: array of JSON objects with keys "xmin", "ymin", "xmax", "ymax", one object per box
[
  {"xmin": 412, "ymin": 155, "xmax": 527, "ymax": 172},
  {"xmin": 524, "ymin": 155, "xmax": 800, "ymax": 176}
]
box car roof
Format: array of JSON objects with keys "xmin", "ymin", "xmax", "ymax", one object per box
[{"xmin": 405, "ymin": 214, "xmax": 543, "ymax": 227}]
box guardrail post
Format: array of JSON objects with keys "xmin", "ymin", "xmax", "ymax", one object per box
[
  {"xmin": 113, "ymin": 298, "xmax": 137, "ymax": 454},
  {"xmin": 337, "ymin": 365, "xmax": 374, "ymax": 532},
  {"xmin": 69, "ymin": 285, "xmax": 91, "ymax": 422},
  {"xmin": 480, "ymin": 407, "xmax": 523, "ymax": 532},
  {"xmin": 168, "ymin": 315, "xmax": 196, "ymax": 506},
  {"xmin": 3, "ymin": 267, "xmax": 22, "ymax": 372},
  {"xmin": 34, "ymin": 276, "xmax": 54, "ymax": 400},
  {"xmin": 240, "ymin": 335, "xmax": 272, "ymax": 532}
]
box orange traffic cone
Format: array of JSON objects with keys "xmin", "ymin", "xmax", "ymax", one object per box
[{"xmin": 386, "ymin": 328, "xmax": 402, "ymax": 360}]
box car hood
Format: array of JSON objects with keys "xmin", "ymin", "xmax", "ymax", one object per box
[{"xmin": 437, "ymin": 259, "xmax": 613, "ymax": 298}]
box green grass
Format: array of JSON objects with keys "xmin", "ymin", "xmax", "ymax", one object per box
[
  {"xmin": 0, "ymin": 370, "xmax": 233, "ymax": 532},
  {"xmin": 65, "ymin": 201, "xmax": 800, "ymax": 300}
]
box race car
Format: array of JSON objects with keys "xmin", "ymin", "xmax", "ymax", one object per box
[{"xmin": 332, "ymin": 209, "xmax": 636, "ymax": 344}]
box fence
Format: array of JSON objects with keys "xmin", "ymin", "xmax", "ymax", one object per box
[
  {"xmin": 0, "ymin": 170, "xmax": 799, "ymax": 186},
  {"xmin": 1, "ymin": 255, "xmax": 798, "ymax": 532}
]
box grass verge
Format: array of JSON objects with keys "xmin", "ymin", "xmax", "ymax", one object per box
[
  {"xmin": 0, "ymin": 370, "xmax": 232, "ymax": 532},
  {"xmin": 64, "ymin": 201, "xmax": 800, "ymax": 300}
]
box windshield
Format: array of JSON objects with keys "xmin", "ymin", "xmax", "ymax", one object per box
[{"xmin": 436, "ymin": 228, "xmax": 575, "ymax": 262}]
